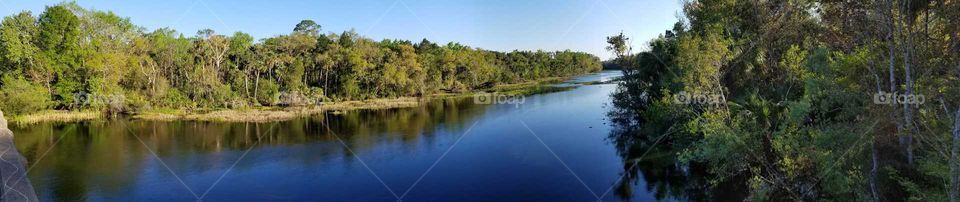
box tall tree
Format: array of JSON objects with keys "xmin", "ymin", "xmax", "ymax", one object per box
[
  {"xmin": 228, "ymin": 32, "xmax": 254, "ymax": 99},
  {"xmin": 606, "ymin": 32, "xmax": 630, "ymax": 62},
  {"xmin": 0, "ymin": 11, "xmax": 40, "ymax": 80},
  {"xmin": 293, "ymin": 19, "xmax": 320, "ymax": 36},
  {"xmin": 38, "ymin": 5, "xmax": 83, "ymax": 108}
]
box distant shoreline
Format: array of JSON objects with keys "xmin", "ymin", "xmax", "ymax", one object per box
[{"xmin": 5, "ymin": 76, "xmax": 586, "ymax": 125}]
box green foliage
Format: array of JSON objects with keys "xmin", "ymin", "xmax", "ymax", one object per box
[
  {"xmin": 160, "ymin": 88, "xmax": 192, "ymax": 109},
  {"xmin": 606, "ymin": 32, "xmax": 630, "ymax": 59},
  {"xmin": 0, "ymin": 11, "xmax": 40, "ymax": 79},
  {"xmin": 293, "ymin": 20, "xmax": 320, "ymax": 36},
  {"xmin": 606, "ymin": 0, "xmax": 960, "ymax": 200},
  {"xmin": 0, "ymin": 76, "xmax": 51, "ymax": 115},
  {"xmin": 256, "ymin": 79, "xmax": 280, "ymax": 106},
  {"xmin": 0, "ymin": 3, "xmax": 602, "ymax": 116}
]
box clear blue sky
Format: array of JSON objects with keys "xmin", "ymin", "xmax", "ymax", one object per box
[{"xmin": 0, "ymin": 0, "xmax": 681, "ymax": 59}]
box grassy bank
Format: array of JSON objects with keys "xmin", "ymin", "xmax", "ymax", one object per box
[
  {"xmin": 9, "ymin": 110, "xmax": 101, "ymax": 125},
  {"xmin": 133, "ymin": 97, "xmax": 422, "ymax": 122},
  {"xmin": 7, "ymin": 76, "xmax": 589, "ymax": 124}
]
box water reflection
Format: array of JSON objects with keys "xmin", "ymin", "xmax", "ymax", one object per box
[
  {"xmin": 605, "ymin": 72, "xmax": 748, "ymax": 201},
  {"xmin": 8, "ymin": 70, "xmax": 724, "ymax": 201},
  {"xmin": 11, "ymin": 98, "xmax": 486, "ymax": 201}
]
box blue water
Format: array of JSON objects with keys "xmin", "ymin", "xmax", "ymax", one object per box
[{"xmin": 13, "ymin": 71, "xmax": 673, "ymax": 201}]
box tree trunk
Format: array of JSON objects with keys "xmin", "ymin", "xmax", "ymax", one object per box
[
  {"xmin": 322, "ymin": 68, "xmax": 329, "ymax": 98},
  {"xmin": 254, "ymin": 71, "xmax": 261, "ymax": 104},
  {"xmin": 885, "ymin": 0, "xmax": 900, "ymax": 133},
  {"xmin": 868, "ymin": 59, "xmax": 883, "ymax": 202},
  {"xmin": 951, "ymin": 107, "xmax": 960, "ymax": 202},
  {"xmin": 952, "ymin": 32, "xmax": 960, "ymax": 202},
  {"xmin": 899, "ymin": 4, "xmax": 915, "ymax": 166}
]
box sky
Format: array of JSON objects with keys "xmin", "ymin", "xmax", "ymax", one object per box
[{"xmin": 0, "ymin": 0, "xmax": 682, "ymax": 59}]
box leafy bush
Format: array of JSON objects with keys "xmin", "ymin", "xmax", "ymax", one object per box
[
  {"xmin": 0, "ymin": 76, "xmax": 52, "ymax": 115},
  {"xmin": 124, "ymin": 91, "xmax": 151, "ymax": 111},
  {"xmin": 307, "ymin": 87, "xmax": 327, "ymax": 103},
  {"xmin": 160, "ymin": 88, "xmax": 193, "ymax": 109},
  {"xmin": 256, "ymin": 79, "xmax": 280, "ymax": 106}
]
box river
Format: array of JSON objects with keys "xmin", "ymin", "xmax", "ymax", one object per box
[{"xmin": 11, "ymin": 70, "xmax": 699, "ymax": 201}]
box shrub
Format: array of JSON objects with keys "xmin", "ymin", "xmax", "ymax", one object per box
[
  {"xmin": 307, "ymin": 87, "xmax": 327, "ymax": 103},
  {"xmin": 256, "ymin": 79, "xmax": 280, "ymax": 106},
  {"xmin": 0, "ymin": 76, "xmax": 52, "ymax": 115},
  {"xmin": 124, "ymin": 92, "xmax": 150, "ymax": 111},
  {"xmin": 161, "ymin": 88, "xmax": 193, "ymax": 109}
]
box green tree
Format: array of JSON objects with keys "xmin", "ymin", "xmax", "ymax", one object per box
[
  {"xmin": 0, "ymin": 2, "xmax": 602, "ymax": 115},
  {"xmin": 606, "ymin": 32, "xmax": 630, "ymax": 64},
  {"xmin": 227, "ymin": 32, "xmax": 254, "ymax": 100},
  {"xmin": 39, "ymin": 5, "xmax": 85, "ymax": 108},
  {"xmin": 293, "ymin": 19, "xmax": 320, "ymax": 36},
  {"xmin": 0, "ymin": 11, "xmax": 40, "ymax": 80}
]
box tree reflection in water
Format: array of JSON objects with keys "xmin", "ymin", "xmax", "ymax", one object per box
[
  {"xmin": 10, "ymin": 98, "xmax": 486, "ymax": 201},
  {"xmin": 605, "ymin": 73, "xmax": 746, "ymax": 201},
  {"xmin": 12, "ymin": 76, "xmax": 751, "ymax": 201}
]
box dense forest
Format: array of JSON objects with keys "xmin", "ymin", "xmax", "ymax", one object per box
[
  {"xmin": 607, "ymin": 0, "xmax": 960, "ymax": 201},
  {"xmin": 0, "ymin": 3, "xmax": 601, "ymax": 116}
]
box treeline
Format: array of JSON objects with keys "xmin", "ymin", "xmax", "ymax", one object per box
[
  {"xmin": 608, "ymin": 0, "xmax": 959, "ymax": 201},
  {"xmin": 0, "ymin": 3, "xmax": 601, "ymax": 115}
]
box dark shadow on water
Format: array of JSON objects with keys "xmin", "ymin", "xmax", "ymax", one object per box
[
  {"xmin": 10, "ymin": 98, "xmax": 486, "ymax": 201},
  {"xmin": 605, "ymin": 72, "xmax": 749, "ymax": 201}
]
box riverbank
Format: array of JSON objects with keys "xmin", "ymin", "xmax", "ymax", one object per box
[
  {"xmin": 5, "ymin": 76, "xmax": 587, "ymax": 125},
  {"xmin": 133, "ymin": 97, "xmax": 423, "ymax": 122},
  {"xmin": 10, "ymin": 110, "xmax": 101, "ymax": 125}
]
